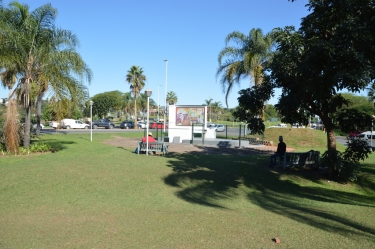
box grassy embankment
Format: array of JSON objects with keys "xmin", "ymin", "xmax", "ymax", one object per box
[{"xmin": 0, "ymin": 132, "xmax": 374, "ymax": 248}]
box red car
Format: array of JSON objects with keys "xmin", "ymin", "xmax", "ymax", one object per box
[
  {"xmin": 349, "ymin": 130, "xmax": 364, "ymax": 137},
  {"xmin": 149, "ymin": 122, "xmax": 168, "ymax": 129}
]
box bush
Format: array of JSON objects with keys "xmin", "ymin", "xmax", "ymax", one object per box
[
  {"xmin": 322, "ymin": 138, "xmax": 372, "ymax": 182},
  {"xmin": 29, "ymin": 143, "xmax": 52, "ymax": 153}
]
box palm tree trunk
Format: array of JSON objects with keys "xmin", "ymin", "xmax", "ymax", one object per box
[
  {"xmin": 134, "ymin": 99, "xmax": 138, "ymax": 129},
  {"xmin": 36, "ymin": 95, "xmax": 42, "ymax": 137},
  {"xmin": 24, "ymin": 106, "xmax": 31, "ymax": 148}
]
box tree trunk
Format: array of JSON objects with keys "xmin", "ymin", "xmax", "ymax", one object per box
[
  {"xmin": 36, "ymin": 95, "xmax": 42, "ymax": 137},
  {"xmin": 134, "ymin": 99, "xmax": 138, "ymax": 129},
  {"xmin": 24, "ymin": 106, "xmax": 31, "ymax": 148},
  {"xmin": 326, "ymin": 125, "xmax": 337, "ymax": 179}
]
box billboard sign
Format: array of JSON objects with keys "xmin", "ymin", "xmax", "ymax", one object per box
[{"xmin": 176, "ymin": 106, "xmax": 205, "ymax": 126}]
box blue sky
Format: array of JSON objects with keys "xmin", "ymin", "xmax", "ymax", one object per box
[{"xmin": 1, "ymin": 0, "xmax": 311, "ymax": 108}]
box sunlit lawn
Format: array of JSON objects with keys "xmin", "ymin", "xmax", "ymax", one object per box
[{"xmin": 0, "ymin": 132, "xmax": 374, "ymax": 248}]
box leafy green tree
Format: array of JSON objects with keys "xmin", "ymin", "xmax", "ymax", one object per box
[
  {"xmin": 264, "ymin": 104, "xmax": 279, "ymax": 121},
  {"xmin": 137, "ymin": 93, "xmax": 156, "ymax": 120},
  {"xmin": 217, "ymin": 28, "xmax": 274, "ymax": 107},
  {"xmin": 91, "ymin": 92, "xmax": 122, "ymax": 118},
  {"xmin": 238, "ymin": 0, "xmax": 375, "ymax": 179},
  {"xmin": 126, "ymin": 66, "xmax": 146, "ymax": 128},
  {"xmin": 166, "ymin": 91, "xmax": 177, "ymax": 105}
]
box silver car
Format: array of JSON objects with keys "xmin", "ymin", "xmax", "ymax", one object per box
[{"xmin": 215, "ymin": 124, "xmax": 225, "ymax": 132}]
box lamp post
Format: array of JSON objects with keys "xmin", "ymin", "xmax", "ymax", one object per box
[
  {"xmin": 89, "ymin": 100, "xmax": 93, "ymax": 142},
  {"xmin": 163, "ymin": 59, "xmax": 168, "ymax": 132},
  {"xmin": 145, "ymin": 89, "xmax": 152, "ymax": 156},
  {"xmin": 158, "ymin": 84, "xmax": 162, "ymax": 121}
]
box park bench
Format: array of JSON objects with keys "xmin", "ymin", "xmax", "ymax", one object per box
[
  {"xmin": 278, "ymin": 150, "xmax": 320, "ymax": 169},
  {"xmin": 137, "ymin": 141, "xmax": 169, "ymax": 156}
]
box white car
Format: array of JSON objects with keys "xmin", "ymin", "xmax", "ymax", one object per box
[
  {"xmin": 292, "ymin": 123, "xmax": 305, "ymax": 128},
  {"xmin": 215, "ymin": 124, "xmax": 225, "ymax": 132},
  {"xmin": 49, "ymin": 121, "xmax": 58, "ymax": 129},
  {"xmin": 61, "ymin": 119, "xmax": 89, "ymax": 129},
  {"xmin": 33, "ymin": 124, "xmax": 45, "ymax": 129},
  {"xmin": 137, "ymin": 121, "xmax": 147, "ymax": 129},
  {"xmin": 358, "ymin": 131, "xmax": 375, "ymax": 140}
]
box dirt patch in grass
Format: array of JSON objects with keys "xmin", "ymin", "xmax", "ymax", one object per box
[{"xmin": 103, "ymin": 136, "xmax": 296, "ymax": 156}]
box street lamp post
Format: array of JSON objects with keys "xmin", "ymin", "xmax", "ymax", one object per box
[
  {"xmin": 145, "ymin": 89, "xmax": 152, "ymax": 156},
  {"xmin": 158, "ymin": 84, "xmax": 162, "ymax": 121},
  {"xmin": 89, "ymin": 101, "xmax": 93, "ymax": 142},
  {"xmin": 163, "ymin": 59, "xmax": 168, "ymax": 132}
]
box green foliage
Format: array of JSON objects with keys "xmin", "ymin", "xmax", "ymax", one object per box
[
  {"xmin": 322, "ymin": 138, "xmax": 372, "ymax": 182},
  {"xmin": 91, "ymin": 92, "xmax": 122, "ymax": 118},
  {"xmin": 217, "ymin": 28, "xmax": 274, "ymax": 107},
  {"xmin": 335, "ymin": 108, "xmax": 373, "ymax": 133},
  {"xmin": 29, "ymin": 142, "xmax": 53, "ymax": 153},
  {"xmin": 247, "ymin": 118, "xmax": 265, "ymax": 135},
  {"xmin": 264, "ymin": 104, "xmax": 278, "ymax": 120}
]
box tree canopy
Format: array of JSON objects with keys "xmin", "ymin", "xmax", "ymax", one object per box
[{"xmin": 235, "ymin": 0, "xmax": 375, "ymax": 179}]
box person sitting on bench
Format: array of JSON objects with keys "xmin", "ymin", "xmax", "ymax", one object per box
[
  {"xmin": 270, "ymin": 136, "xmax": 287, "ymax": 167},
  {"xmin": 142, "ymin": 132, "xmax": 156, "ymax": 154}
]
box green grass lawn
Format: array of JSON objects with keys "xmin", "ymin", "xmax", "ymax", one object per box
[{"xmin": 0, "ymin": 133, "xmax": 374, "ymax": 248}]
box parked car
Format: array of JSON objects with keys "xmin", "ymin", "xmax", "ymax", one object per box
[
  {"xmin": 33, "ymin": 124, "xmax": 45, "ymax": 129},
  {"xmin": 49, "ymin": 121, "xmax": 58, "ymax": 129},
  {"xmin": 91, "ymin": 119, "xmax": 116, "ymax": 129},
  {"xmin": 120, "ymin": 121, "xmax": 134, "ymax": 129},
  {"xmin": 357, "ymin": 131, "xmax": 375, "ymax": 140},
  {"xmin": 61, "ymin": 119, "xmax": 90, "ymax": 129},
  {"xmin": 215, "ymin": 124, "xmax": 225, "ymax": 132},
  {"xmin": 137, "ymin": 121, "xmax": 147, "ymax": 129},
  {"xmin": 292, "ymin": 123, "xmax": 305, "ymax": 128},
  {"xmin": 349, "ymin": 130, "xmax": 364, "ymax": 138},
  {"xmin": 149, "ymin": 122, "xmax": 168, "ymax": 129}
]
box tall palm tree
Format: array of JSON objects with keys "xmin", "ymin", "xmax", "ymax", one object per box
[
  {"xmin": 0, "ymin": 2, "xmax": 91, "ymax": 146},
  {"xmin": 126, "ymin": 65, "xmax": 146, "ymax": 128},
  {"xmin": 217, "ymin": 28, "xmax": 274, "ymax": 108},
  {"xmin": 33, "ymin": 29, "xmax": 92, "ymax": 136},
  {"xmin": 166, "ymin": 91, "xmax": 177, "ymax": 105},
  {"xmin": 122, "ymin": 92, "xmax": 133, "ymax": 120},
  {"xmin": 0, "ymin": 2, "xmax": 57, "ymax": 148}
]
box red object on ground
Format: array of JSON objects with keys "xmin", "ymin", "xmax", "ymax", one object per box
[{"xmin": 273, "ymin": 238, "xmax": 281, "ymax": 244}]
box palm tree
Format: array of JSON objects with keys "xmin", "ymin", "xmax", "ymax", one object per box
[
  {"xmin": 166, "ymin": 91, "xmax": 177, "ymax": 105},
  {"xmin": 217, "ymin": 28, "xmax": 274, "ymax": 108},
  {"xmin": 0, "ymin": 2, "xmax": 92, "ymax": 146},
  {"xmin": 122, "ymin": 92, "xmax": 133, "ymax": 120},
  {"xmin": 0, "ymin": 2, "xmax": 57, "ymax": 148},
  {"xmin": 126, "ymin": 65, "xmax": 146, "ymax": 128},
  {"xmin": 33, "ymin": 30, "xmax": 92, "ymax": 136},
  {"xmin": 211, "ymin": 101, "xmax": 223, "ymax": 121}
]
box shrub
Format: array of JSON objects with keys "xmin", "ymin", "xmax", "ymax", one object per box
[
  {"xmin": 29, "ymin": 143, "xmax": 52, "ymax": 153},
  {"xmin": 322, "ymin": 138, "xmax": 372, "ymax": 182}
]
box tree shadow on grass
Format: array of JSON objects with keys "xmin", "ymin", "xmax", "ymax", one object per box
[{"xmin": 164, "ymin": 152, "xmax": 375, "ymax": 240}]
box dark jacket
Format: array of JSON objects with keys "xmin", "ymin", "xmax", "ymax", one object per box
[{"xmin": 276, "ymin": 141, "xmax": 286, "ymax": 155}]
